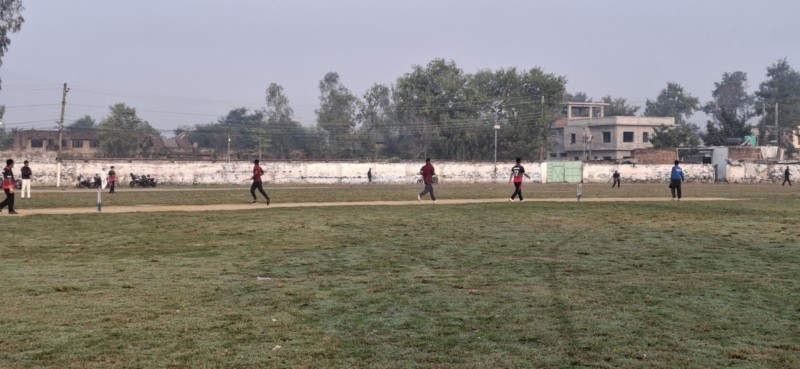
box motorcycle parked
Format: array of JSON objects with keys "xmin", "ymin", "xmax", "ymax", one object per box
[
  {"xmin": 77, "ymin": 174, "xmax": 102, "ymax": 189},
  {"xmin": 129, "ymin": 173, "xmax": 157, "ymax": 188}
]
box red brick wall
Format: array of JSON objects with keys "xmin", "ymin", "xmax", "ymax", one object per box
[
  {"xmin": 727, "ymin": 147, "xmax": 761, "ymax": 161},
  {"xmin": 632, "ymin": 149, "xmax": 677, "ymax": 164}
]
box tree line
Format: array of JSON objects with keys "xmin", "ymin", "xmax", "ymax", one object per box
[
  {"xmin": 153, "ymin": 58, "xmax": 800, "ymax": 159},
  {"xmin": 2, "ymin": 0, "xmax": 799, "ymax": 159}
]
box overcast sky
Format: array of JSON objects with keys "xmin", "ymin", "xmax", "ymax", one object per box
[{"xmin": 1, "ymin": 0, "xmax": 798, "ymax": 135}]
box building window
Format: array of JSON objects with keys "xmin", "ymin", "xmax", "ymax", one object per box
[
  {"xmin": 623, "ymin": 132, "xmax": 634, "ymax": 142},
  {"xmin": 574, "ymin": 157, "xmax": 580, "ymax": 161},
  {"xmin": 550, "ymin": 153, "xmax": 557, "ymax": 158},
  {"xmin": 31, "ymin": 139, "xmax": 44, "ymax": 148},
  {"xmin": 603, "ymin": 156, "xmax": 612, "ymax": 161},
  {"xmin": 603, "ymin": 132, "xmax": 611, "ymax": 143},
  {"xmin": 643, "ymin": 132, "xmax": 649, "ymax": 142},
  {"xmin": 570, "ymin": 133, "xmax": 576, "ymax": 144},
  {"xmin": 72, "ymin": 139, "xmax": 84, "ymax": 148},
  {"xmin": 560, "ymin": 153, "xmax": 568, "ymax": 157},
  {"xmin": 90, "ymin": 140, "xmax": 100, "ymax": 148}
]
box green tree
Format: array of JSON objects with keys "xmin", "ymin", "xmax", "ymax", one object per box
[
  {"xmin": 471, "ymin": 67, "xmax": 567, "ymax": 161},
  {"xmin": 754, "ymin": 59, "xmax": 800, "ymax": 150},
  {"xmin": 189, "ymin": 108, "xmax": 265, "ymax": 159},
  {"xmin": 644, "ymin": 82, "xmax": 700, "ymax": 125},
  {"xmin": 315, "ymin": 72, "xmax": 359, "ymax": 158},
  {"xmin": 265, "ymin": 83, "xmax": 305, "ymax": 159},
  {"xmin": 645, "ymin": 82, "xmax": 701, "ymax": 148},
  {"xmin": 356, "ymin": 83, "xmax": 395, "ymax": 159},
  {"xmin": 650, "ymin": 122, "xmax": 701, "ymax": 148},
  {"xmin": 97, "ymin": 103, "xmax": 153, "ymax": 157},
  {"xmin": 601, "ymin": 95, "xmax": 640, "ymax": 116},
  {"xmin": 0, "ymin": 104, "xmax": 12, "ymax": 146},
  {"xmin": 0, "ymin": 0, "xmax": 24, "ymax": 88},
  {"xmin": 567, "ymin": 91, "xmax": 591, "ymax": 102},
  {"xmin": 701, "ymin": 71, "xmax": 755, "ymax": 146},
  {"xmin": 393, "ymin": 59, "xmax": 492, "ymax": 160},
  {"xmin": 67, "ymin": 115, "xmax": 97, "ymax": 131}
]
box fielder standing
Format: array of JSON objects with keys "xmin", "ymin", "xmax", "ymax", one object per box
[
  {"xmin": 20, "ymin": 160, "xmax": 32, "ymax": 199},
  {"xmin": 669, "ymin": 160, "xmax": 685, "ymax": 201},
  {"xmin": 508, "ymin": 157, "xmax": 531, "ymax": 202}
]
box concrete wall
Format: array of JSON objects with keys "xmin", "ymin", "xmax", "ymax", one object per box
[
  {"xmin": 583, "ymin": 163, "xmax": 716, "ymax": 183},
  {"xmin": 0, "ymin": 151, "xmax": 795, "ymax": 186}
]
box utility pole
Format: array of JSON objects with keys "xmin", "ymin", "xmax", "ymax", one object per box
[
  {"xmin": 775, "ymin": 102, "xmax": 780, "ymax": 153},
  {"xmin": 227, "ymin": 131, "xmax": 231, "ymax": 162},
  {"xmin": 56, "ymin": 83, "xmax": 69, "ymax": 187},
  {"xmin": 540, "ymin": 96, "xmax": 546, "ymax": 160}
]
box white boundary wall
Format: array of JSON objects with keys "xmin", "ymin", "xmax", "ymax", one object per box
[{"xmin": 1, "ymin": 151, "xmax": 797, "ymax": 186}]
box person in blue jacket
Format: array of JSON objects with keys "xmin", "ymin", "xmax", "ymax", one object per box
[{"xmin": 669, "ymin": 160, "xmax": 685, "ymax": 201}]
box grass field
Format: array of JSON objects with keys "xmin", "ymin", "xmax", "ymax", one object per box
[{"xmin": 1, "ymin": 183, "xmax": 798, "ymax": 368}]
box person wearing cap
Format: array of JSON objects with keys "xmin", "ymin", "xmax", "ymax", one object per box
[
  {"xmin": 669, "ymin": 160, "xmax": 685, "ymax": 201},
  {"xmin": 108, "ymin": 166, "xmax": 117, "ymax": 194},
  {"xmin": 250, "ymin": 159, "xmax": 270, "ymax": 205},
  {"xmin": 1, "ymin": 159, "xmax": 17, "ymax": 214},
  {"xmin": 20, "ymin": 160, "xmax": 32, "ymax": 199}
]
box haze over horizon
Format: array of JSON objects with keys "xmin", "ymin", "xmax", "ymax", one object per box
[{"xmin": 1, "ymin": 0, "xmax": 798, "ymax": 136}]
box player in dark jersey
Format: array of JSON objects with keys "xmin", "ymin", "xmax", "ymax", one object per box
[
  {"xmin": 508, "ymin": 157, "xmax": 531, "ymax": 202},
  {"xmin": 1, "ymin": 159, "xmax": 17, "ymax": 214}
]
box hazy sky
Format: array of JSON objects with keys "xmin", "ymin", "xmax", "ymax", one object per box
[{"xmin": 1, "ymin": 0, "xmax": 798, "ymax": 135}]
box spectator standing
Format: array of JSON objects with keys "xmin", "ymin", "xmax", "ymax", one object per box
[
  {"xmin": 367, "ymin": 168, "xmax": 372, "ymax": 184},
  {"xmin": 108, "ymin": 166, "xmax": 117, "ymax": 194},
  {"xmin": 20, "ymin": 160, "xmax": 32, "ymax": 199},
  {"xmin": 782, "ymin": 166, "xmax": 792, "ymax": 186}
]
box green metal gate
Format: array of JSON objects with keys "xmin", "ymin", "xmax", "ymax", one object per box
[{"xmin": 547, "ymin": 161, "xmax": 583, "ymax": 183}]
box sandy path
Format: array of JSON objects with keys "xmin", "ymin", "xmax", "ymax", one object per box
[{"xmin": 12, "ymin": 197, "xmax": 740, "ymax": 216}]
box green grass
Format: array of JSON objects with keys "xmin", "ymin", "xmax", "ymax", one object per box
[{"xmin": 1, "ymin": 184, "xmax": 798, "ymax": 368}]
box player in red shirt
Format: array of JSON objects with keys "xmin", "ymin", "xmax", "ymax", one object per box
[
  {"xmin": 250, "ymin": 160, "xmax": 271, "ymax": 205},
  {"xmin": 508, "ymin": 157, "xmax": 531, "ymax": 202},
  {"xmin": 1, "ymin": 159, "xmax": 17, "ymax": 214},
  {"xmin": 417, "ymin": 158, "xmax": 436, "ymax": 203}
]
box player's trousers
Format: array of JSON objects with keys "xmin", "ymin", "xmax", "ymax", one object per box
[
  {"xmin": 670, "ymin": 180, "xmax": 682, "ymax": 199},
  {"xmin": 510, "ymin": 182, "xmax": 523, "ymax": 200},
  {"xmin": 612, "ymin": 179, "xmax": 620, "ymax": 188},
  {"xmin": 21, "ymin": 179, "xmax": 31, "ymax": 198},
  {"xmin": 783, "ymin": 178, "xmax": 792, "ymax": 186},
  {"xmin": 419, "ymin": 183, "xmax": 436, "ymax": 200},
  {"xmin": 0, "ymin": 189, "xmax": 15, "ymax": 211},
  {"xmin": 251, "ymin": 182, "xmax": 269, "ymax": 200}
]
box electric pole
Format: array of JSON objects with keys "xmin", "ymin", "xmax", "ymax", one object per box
[
  {"xmin": 775, "ymin": 102, "xmax": 780, "ymax": 151},
  {"xmin": 57, "ymin": 83, "xmax": 69, "ymax": 159},
  {"xmin": 56, "ymin": 83, "xmax": 69, "ymax": 187}
]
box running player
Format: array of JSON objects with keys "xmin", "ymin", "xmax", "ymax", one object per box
[
  {"xmin": 417, "ymin": 158, "xmax": 436, "ymax": 203},
  {"xmin": 250, "ymin": 160, "xmax": 271, "ymax": 205}
]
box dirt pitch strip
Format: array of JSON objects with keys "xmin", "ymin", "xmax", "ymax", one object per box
[{"xmin": 13, "ymin": 197, "xmax": 741, "ymax": 216}]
